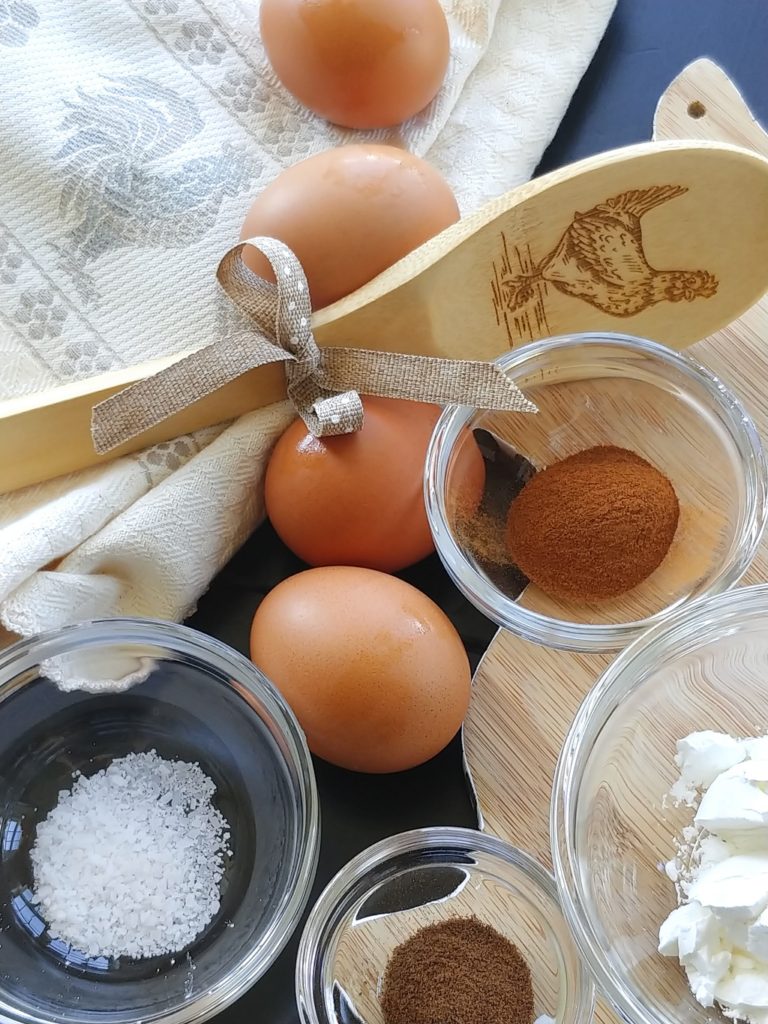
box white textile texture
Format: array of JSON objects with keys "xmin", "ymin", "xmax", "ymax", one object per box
[{"xmin": 0, "ymin": 0, "xmax": 615, "ymax": 642}]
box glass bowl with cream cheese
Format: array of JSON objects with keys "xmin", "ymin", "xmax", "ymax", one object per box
[
  {"xmin": 0, "ymin": 618, "xmax": 319, "ymax": 1024},
  {"xmin": 552, "ymin": 584, "xmax": 768, "ymax": 1024},
  {"xmin": 424, "ymin": 332, "xmax": 767, "ymax": 652}
]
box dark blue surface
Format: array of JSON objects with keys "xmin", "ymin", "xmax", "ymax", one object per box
[
  {"xmin": 188, "ymin": 2, "xmax": 768, "ymax": 1020},
  {"xmin": 537, "ymin": 0, "xmax": 768, "ymax": 176}
]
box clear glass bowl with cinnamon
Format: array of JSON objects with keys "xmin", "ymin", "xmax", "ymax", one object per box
[
  {"xmin": 424, "ymin": 333, "xmax": 767, "ymax": 652},
  {"xmin": 295, "ymin": 827, "xmax": 594, "ymax": 1024}
]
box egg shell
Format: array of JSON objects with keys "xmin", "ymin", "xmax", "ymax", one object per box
[
  {"xmin": 250, "ymin": 566, "xmax": 472, "ymax": 774},
  {"xmin": 240, "ymin": 144, "xmax": 459, "ymax": 310},
  {"xmin": 264, "ymin": 396, "xmax": 441, "ymax": 572},
  {"xmin": 259, "ymin": 0, "xmax": 450, "ymax": 130},
  {"xmin": 446, "ymin": 427, "xmax": 487, "ymax": 521}
]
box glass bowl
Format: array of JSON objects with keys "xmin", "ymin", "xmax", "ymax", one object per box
[
  {"xmin": 296, "ymin": 826, "xmax": 595, "ymax": 1024},
  {"xmin": 0, "ymin": 618, "xmax": 319, "ymax": 1024},
  {"xmin": 551, "ymin": 584, "xmax": 768, "ymax": 1024},
  {"xmin": 424, "ymin": 333, "xmax": 767, "ymax": 652}
]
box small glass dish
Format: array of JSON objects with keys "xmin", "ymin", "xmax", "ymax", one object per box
[
  {"xmin": 0, "ymin": 618, "xmax": 319, "ymax": 1024},
  {"xmin": 424, "ymin": 332, "xmax": 767, "ymax": 652},
  {"xmin": 296, "ymin": 826, "xmax": 595, "ymax": 1024},
  {"xmin": 551, "ymin": 584, "xmax": 768, "ymax": 1024}
]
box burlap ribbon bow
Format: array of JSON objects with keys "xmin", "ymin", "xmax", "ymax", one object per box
[{"xmin": 91, "ymin": 237, "xmax": 536, "ymax": 454}]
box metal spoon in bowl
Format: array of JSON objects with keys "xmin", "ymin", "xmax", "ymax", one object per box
[{"xmin": 469, "ymin": 428, "xmax": 535, "ymax": 599}]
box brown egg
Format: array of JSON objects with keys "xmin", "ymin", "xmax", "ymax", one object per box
[
  {"xmin": 250, "ymin": 566, "xmax": 472, "ymax": 773},
  {"xmin": 240, "ymin": 144, "xmax": 459, "ymax": 310},
  {"xmin": 260, "ymin": 0, "xmax": 451, "ymax": 129},
  {"xmin": 446, "ymin": 427, "xmax": 486, "ymax": 523},
  {"xmin": 265, "ymin": 397, "xmax": 441, "ymax": 572}
]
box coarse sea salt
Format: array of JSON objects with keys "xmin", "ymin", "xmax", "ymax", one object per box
[{"xmin": 30, "ymin": 751, "xmax": 231, "ymax": 960}]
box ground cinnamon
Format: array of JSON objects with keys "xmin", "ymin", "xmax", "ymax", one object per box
[
  {"xmin": 380, "ymin": 916, "xmax": 535, "ymax": 1024},
  {"xmin": 506, "ymin": 445, "xmax": 679, "ymax": 601}
]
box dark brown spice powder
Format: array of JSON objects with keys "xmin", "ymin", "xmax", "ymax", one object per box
[
  {"xmin": 380, "ymin": 916, "xmax": 535, "ymax": 1024},
  {"xmin": 506, "ymin": 445, "xmax": 679, "ymax": 602}
]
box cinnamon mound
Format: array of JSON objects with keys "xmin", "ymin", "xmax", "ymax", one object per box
[
  {"xmin": 381, "ymin": 916, "xmax": 534, "ymax": 1024},
  {"xmin": 506, "ymin": 445, "xmax": 679, "ymax": 602}
]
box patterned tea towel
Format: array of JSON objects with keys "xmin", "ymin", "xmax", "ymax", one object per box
[{"xmin": 0, "ymin": 0, "xmax": 615, "ymax": 645}]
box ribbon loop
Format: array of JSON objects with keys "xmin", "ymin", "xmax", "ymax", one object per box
[{"xmin": 91, "ymin": 238, "xmax": 535, "ymax": 456}]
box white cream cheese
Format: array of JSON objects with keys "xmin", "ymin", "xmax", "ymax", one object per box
[
  {"xmin": 660, "ymin": 731, "xmax": 768, "ymax": 1024},
  {"xmin": 670, "ymin": 730, "xmax": 747, "ymax": 805},
  {"xmin": 696, "ymin": 761, "xmax": 768, "ymax": 833}
]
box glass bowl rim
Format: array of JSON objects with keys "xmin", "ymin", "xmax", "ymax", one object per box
[
  {"xmin": 550, "ymin": 583, "xmax": 768, "ymax": 1024},
  {"xmin": 295, "ymin": 824, "xmax": 596, "ymax": 1024},
  {"xmin": 424, "ymin": 331, "xmax": 768, "ymax": 653},
  {"xmin": 0, "ymin": 616, "xmax": 320, "ymax": 1024}
]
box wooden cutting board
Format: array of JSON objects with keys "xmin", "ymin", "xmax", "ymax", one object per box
[{"xmin": 462, "ymin": 59, "xmax": 768, "ymax": 1024}]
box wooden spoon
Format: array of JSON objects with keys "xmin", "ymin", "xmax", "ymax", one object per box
[{"xmin": 4, "ymin": 137, "xmax": 768, "ymax": 493}]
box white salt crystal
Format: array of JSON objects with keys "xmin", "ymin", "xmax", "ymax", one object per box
[{"xmin": 30, "ymin": 751, "xmax": 231, "ymax": 960}]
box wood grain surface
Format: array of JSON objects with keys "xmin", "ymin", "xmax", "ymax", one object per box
[
  {"xmin": 463, "ymin": 59, "xmax": 768, "ymax": 1024},
  {"xmin": 5, "ymin": 133, "xmax": 768, "ymax": 492}
]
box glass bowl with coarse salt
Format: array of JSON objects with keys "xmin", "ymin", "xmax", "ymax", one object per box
[
  {"xmin": 296, "ymin": 826, "xmax": 595, "ymax": 1024},
  {"xmin": 424, "ymin": 332, "xmax": 767, "ymax": 652},
  {"xmin": 552, "ymin": 584, "xmax": 768, "ymax": 1024},
  {"xmin": 0, "ymin": 618, "xmax": 319, "ymax": 1024}
]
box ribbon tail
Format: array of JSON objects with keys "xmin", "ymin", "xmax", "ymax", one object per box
[
  {"xmin": 91, "ymin": 333, "xmax": 290, "ymax": 455},
  {"xmin": 319, "ymin": 348, "xmax": 538, "ymax": 413}
]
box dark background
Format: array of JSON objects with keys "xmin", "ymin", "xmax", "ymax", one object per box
[{"xmin": 187, "ymin": 1, "xmax": 768, "ymax": 1020}]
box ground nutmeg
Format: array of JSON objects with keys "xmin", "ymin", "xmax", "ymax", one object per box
[
  {"xmin": 506, "ymin": 445, "xmax": 679, "ymax": 602},
  {"xmin": 380, "ymin": 916, "xmax": 535, "ymax": 1024}
]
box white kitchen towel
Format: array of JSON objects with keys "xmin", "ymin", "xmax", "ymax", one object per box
[{"xmin": 0, "ymin": 0, "xmax": 615, "ymax": 643}]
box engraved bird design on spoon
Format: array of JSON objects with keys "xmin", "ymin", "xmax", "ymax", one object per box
[{"xmin": 501, "ymin": 185, "xmax": 718, "ymax": 317}]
